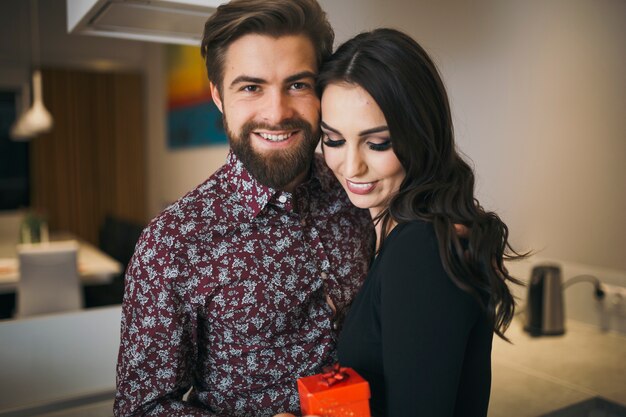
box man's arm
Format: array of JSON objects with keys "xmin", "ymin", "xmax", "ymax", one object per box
[{"xmin": 113, "ymin": 226, "xmax": 212, "ymax": 416}]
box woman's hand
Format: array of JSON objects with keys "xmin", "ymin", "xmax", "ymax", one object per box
[{"xmin": 454, "ymin": 223, "xmax": 470, "ymax": 238}]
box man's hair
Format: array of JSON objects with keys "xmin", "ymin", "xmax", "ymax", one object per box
[{"xmin": 201, "ymin": 0, "xmax": 334, "ymax": 93}]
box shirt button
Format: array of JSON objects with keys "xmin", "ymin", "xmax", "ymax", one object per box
[
  {"xmin": 300, "ymin": 219, "xmax": 306, "ymax": 226},
  {"xmin": 278, "ymin": 195, "xmax": 287, "ymax": 203},
  {"xmin": 321, "ymin": 272, "xmax": 328, "ymax": 280},
  {"xmin": 332, "ymin": 321, "xmax": 339, "ymax": 330}
]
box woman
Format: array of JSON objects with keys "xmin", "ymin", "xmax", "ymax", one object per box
[{"xmin": 317, "ymin": 29, "xmax": 524, "ymax": 416}]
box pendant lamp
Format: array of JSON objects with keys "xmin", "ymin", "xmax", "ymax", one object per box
[{"xmin": 10, "ymin": 0, "xmax": 53, "ymax": 140}]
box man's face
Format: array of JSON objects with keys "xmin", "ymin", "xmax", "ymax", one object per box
[{"xmin": 211, "ymin": 34, "xmax": 321, "ymax": 190}]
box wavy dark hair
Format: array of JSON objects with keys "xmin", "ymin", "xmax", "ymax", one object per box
[{"xmin": 317, "ymin": 28, "xmax": 527, "ymax": 340}]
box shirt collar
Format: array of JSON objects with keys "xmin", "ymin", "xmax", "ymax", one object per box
[
  {"xmin": 224, "ymin": 151, "xmax": 334, "ymax": 220},
  {"xmin": 224, "ymin": 151, "xmax": 275, "ymax": 219}
]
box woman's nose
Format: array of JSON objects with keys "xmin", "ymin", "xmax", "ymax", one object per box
[{"xmin": 343, "ymin": 148, "xmax": 367, "ymax": 178}]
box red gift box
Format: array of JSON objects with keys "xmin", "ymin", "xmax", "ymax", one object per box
[{"xmin": 297, "ymin": 365, "xmax": 371, "ymax": 417}]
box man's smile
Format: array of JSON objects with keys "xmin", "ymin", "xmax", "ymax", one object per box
[{"xmin": 256, "ymin": 131, "xmax": 298, "ymax": 142}]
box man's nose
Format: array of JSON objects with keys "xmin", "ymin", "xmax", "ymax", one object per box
[{"xmin": 261, "ymin": 91, "xmax": 295, "ymax": 126}]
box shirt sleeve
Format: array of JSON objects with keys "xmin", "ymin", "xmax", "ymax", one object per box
[
  {"xmin": 379, "ymin": 221, "xmax": 480, "ymax": 417},
  {"xmin": 113, "ymin": 226, "xmax": 216, "ymax": 417}
]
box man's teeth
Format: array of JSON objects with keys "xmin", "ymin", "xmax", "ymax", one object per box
[{"xmin": 258, "ymin": 132, "xmax": 291, "ymax": 142}]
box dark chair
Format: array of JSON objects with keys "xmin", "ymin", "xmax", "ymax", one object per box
[
  {"xmin": 83, "ymin": 215, "xmax": 144, "ymax": 308},
  {"xmin": 0, "ymin": 293, "xmax": 16, "ymax": 320}
]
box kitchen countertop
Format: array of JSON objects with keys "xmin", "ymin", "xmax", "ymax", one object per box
[
  {"xmin": 3, "ymin": 315, "xmax": 621, "ymax": 416},
  {"xmin": 488, "ymin": 318, "xmax": 626, "ymax": 416}
]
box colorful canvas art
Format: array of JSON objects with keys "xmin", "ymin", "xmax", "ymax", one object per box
[{"xmin": 166, "ymin": 45, "xmax": 227, "ymax": 149}]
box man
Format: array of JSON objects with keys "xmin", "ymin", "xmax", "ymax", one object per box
[{"xmin": 114, "ymin": 1, "xmax": 373, "ymax": 416}]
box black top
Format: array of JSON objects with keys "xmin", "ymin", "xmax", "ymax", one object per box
[{"xmin": 338, "ymin": 220, "xmax": 493, "ymax": 417}]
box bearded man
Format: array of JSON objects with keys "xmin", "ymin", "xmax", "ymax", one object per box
[{"xmin": 113, "ymin": 1, "xmax": 373, "ymax": 416}]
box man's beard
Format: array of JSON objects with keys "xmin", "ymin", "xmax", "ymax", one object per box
[{"xmin": 225, "ymin": 116, "xmax": 320, "ymax": 190}]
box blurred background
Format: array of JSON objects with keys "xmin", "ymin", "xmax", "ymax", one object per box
[{"xmin": 0, "ymin": 0, "xmax": 624, "ymax": 416}]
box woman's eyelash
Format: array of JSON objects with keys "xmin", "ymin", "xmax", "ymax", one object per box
[
  {"xmin": 321, "ymin": 133, "xmax": 392, "ymax": 150},
  {"xmin": 368, "ymin": 140, "xmax": 392, "ymax": 151},
  {"xmin": 322, "ymin": 138, "xmax": 345, "ymax": 147}
]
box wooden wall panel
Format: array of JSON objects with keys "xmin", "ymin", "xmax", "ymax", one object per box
[
  {"xmin": 112, "ymin": 73, "xmax": 146, "ymax": 224},
  {"xmin": 30, "ymin": 68, "xmax": 146, "ymax": 245}
]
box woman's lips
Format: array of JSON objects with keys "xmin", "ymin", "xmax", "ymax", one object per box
[{"xmin": 346, "ymin": 179, "xmax": 378, "ymax": 195}]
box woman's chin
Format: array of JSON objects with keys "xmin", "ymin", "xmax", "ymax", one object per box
[{"xmin": 345, "ymin": 194, "xmax": 373, "ymax": 211}]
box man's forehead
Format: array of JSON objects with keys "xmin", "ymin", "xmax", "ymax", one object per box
[{"xmin": 222, "ymin": 33, "xmax": 318, "ymax": 82}]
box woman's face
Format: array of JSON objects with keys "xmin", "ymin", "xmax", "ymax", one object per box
[{"xmin": 321, "ymin": 83, "xmax": 406, "ymax": 218}]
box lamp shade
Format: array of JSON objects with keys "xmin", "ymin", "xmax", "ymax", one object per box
[{"xmin": 10, "ymin": 70, "xmax": 53, "ymax": 140}]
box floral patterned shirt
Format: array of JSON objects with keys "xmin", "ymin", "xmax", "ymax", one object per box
[{"xmin": 114, "ymin": 151, "xmax": 374, "ymax": 417}]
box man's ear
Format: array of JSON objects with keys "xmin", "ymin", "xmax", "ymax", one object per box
[{"xmin": 210, "ymin": 82, "xmax": 224, "ymax": 113}]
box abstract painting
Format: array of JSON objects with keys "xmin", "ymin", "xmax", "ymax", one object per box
[{"xmin": 166, "ymin": 44, "xmax": 227, "ymax": 149}]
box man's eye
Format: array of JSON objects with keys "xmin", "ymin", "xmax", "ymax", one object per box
[
  {"xmin": 290, "ymin": 82, "xmax": 310, "ymax": 90},
  {"xmin": 242, "ymin": 85, "xmax": 259, "ymax": 92}
]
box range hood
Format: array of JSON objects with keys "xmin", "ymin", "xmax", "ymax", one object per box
[{"xmin": 67, "ymin": 0, "xmax": 227, "ymax": 45}]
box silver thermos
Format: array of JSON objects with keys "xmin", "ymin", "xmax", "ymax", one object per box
[{"xmin": 524, "ymin": 264, "xmax": 565, "ymax": 336}]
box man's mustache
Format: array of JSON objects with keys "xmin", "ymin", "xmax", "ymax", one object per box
[{"xmin": 240, "ymin": 118, "xmax": 313, "ymax": 135}]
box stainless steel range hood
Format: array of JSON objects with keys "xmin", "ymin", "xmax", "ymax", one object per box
[{"xmin": 67, "ymin": 0, "xmax": 227, "ymax": 45}]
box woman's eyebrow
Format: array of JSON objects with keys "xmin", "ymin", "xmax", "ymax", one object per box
[
  {"xmin": 321, "ymin": 121, "xmax": 389, "ymax": 137},
  {"xmin": 320, "ymin": 121, "xmax": 340, "ymax": 133},
  {"xmin": 358, "ymin": 126, "xmax": 389, "ymax": 136}
]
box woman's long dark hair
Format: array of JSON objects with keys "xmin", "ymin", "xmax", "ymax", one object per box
[{"xmin": 317, "ymin": 28, "xmax": 527, "ymax": 340}]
